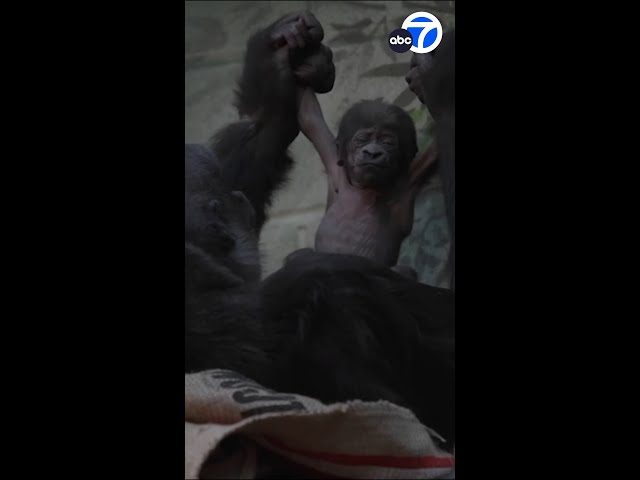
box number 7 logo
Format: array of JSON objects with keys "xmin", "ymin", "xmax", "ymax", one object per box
[{"xmin": 402, "ymin": 12, "xmax": 443, "ymax": 54}]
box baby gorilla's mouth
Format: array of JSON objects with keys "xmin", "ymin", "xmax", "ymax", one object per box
[{"xmin": 358, "ymin": 163, "xmax": 388, "ymax": 170}]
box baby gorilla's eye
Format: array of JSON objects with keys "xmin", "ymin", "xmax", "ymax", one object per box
[{"xmin": 353, "ymin": 132, "xmax": 371, "ymax": 144}]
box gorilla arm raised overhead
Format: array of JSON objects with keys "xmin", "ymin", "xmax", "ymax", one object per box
[{"xmin": 210, "ymin": 12, "xmax": 334, "ymax": 232}]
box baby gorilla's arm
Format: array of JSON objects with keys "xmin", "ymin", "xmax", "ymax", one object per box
[
  {"xmin": 390, "ymin": 145, "xmax": 438, "ymax": 237},
  {"xmin": 297, "ymin": 87, "xmax": 342, "ymax": 199},
  {"xmin": 409, "ymin": 143, "xmax": 438, "ymax": 191}
]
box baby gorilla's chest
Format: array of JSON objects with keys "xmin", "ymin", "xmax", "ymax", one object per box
[{"xmin": 315, "ymin": 193, "xmax": 406, "ymax": 266}]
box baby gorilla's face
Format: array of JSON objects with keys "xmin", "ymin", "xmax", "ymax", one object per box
[{"xmin": 346, "ymin": 128, "xmax": 401, "ymax": 188}]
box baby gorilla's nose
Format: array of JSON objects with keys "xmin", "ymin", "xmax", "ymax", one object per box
[{"xmin": 362, "ymin": 144, "xmax": 384, "ymax": 160}]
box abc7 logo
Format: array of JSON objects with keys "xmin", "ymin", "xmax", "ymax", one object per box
[
  {"xmin": 401, "ymin": 12, "xmax": 443, "ymax": 54},
  {"xmin": 388, "ymin": 29, "xmax": 413, "ymax": 53},
  {"xmin": 388, "ymin": 12, "xmax": 443, "ymax": 54}
]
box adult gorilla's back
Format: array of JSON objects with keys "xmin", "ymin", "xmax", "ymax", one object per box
[{"xmin": 261, "ymin": 250, "xmax": 455, "ymax": 446}]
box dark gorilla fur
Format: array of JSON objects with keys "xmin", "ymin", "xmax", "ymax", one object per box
[
  {"xmin": 185, "ymin": 10, "xmax": 336, "ymax": 358},
  {"xmin": 185, "ymin": 143, "xmax": 455, "ymax": 444},
  {"xmin": 261, "ymin": 250, "xmax": 455, "ymax": 445},
  {"xmin": 185, "ymin": 142, "xmax": 455, "ymax": 445},
  {"xmin": 186, "ymin": 11, "xmax": 335, "ymax": 380},
  {"xmin": 185, "ymin": 144, "xmax": 268, "ymax": 378},
  {"xmin": 185, "ymin": 196, "xmax": 456, "ymax": 444},
  {"xmin": 210, "ymin": 12, "xmax": 334, "ymax": 232}
]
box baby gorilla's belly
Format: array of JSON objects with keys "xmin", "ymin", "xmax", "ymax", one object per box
[{"xmin": 315, "ymin": 206, "xmax": 402, "ymax": 267}]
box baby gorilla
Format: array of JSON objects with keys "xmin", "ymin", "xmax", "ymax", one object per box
[{"xmin": 297, "ymin": 90, "xmax": 436, "ymax": 270}]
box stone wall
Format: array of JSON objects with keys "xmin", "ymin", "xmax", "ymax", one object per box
[{"xmin": 185, "ymin": 0, "xmax": 454, "ymax": 286}]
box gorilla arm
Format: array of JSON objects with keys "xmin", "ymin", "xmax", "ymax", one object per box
[
  {"xmin": 390, "ymin": 144, "xmax": 439, "ymax": 236},
  {"xmin": 211, "ymin": 15, "xmax": 319, "ymax": 232},
  {"xmin": 405, "ymin": 30, "xmax": 455, "ymax": 288},
  {"xmin": 296, "ymin": 87, "xmax": 342, "ymax": 205}
]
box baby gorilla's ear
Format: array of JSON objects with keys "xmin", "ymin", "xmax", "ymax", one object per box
[{"xmin": 291, "ymin": 43, "xmax": 335, "ymax": 93}]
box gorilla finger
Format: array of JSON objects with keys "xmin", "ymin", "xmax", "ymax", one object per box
[
  {"xmin": 293, "ymin": 63, "xmax": 314, "ymax": 77},
  {"xmin": 294, "ymin": 31, "xmax": 306, "ymax": 49},
  {"xmin": 294, "ymin": 63, "xmax": 315, "ymax": 80},
  {"xmin": 284, "ymin": 29, "xmax": 300, "ymax": 49},
  {"xmin": 298, "ymin": 21, "xmax": 312, "ymax": 44},
  {"xmin": 286, "ymin": 24, "xmax": 305, "ymax": 48},
  {"xmin": 300, "ymin": 10, "xmax": 320, "ymax": 26},
  {"xmin": 301, "ymin": 11, "xmax": 324, "ymax": 43},
  {"xmin": 294, "ymin": 17, "xmax": 309, "ymax": 36},
  {"xmin": 270, "ymin": 32, "xmax": 286, "ymax": 49}
]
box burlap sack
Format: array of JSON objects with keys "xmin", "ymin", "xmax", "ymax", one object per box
[{"xmin": 185, "ymin": 369, "xmax": 455, "ymax": 479}]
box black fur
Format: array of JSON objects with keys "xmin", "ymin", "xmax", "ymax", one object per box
[
  {"xmin": 261, "ymin": 250, "xmax": 455, "ymax": 445},
  {"xmin": 208, "ymin": 17, "xmax": 298, "ymax": 232},
  {"xmin": 210, "ymin": 120, "xmax": 296, "ymax": 233},
  {"xmin": 185, "ymin": 143, "xmax": 268, "ymax": 376},
  {"xmin": 209, "ymin": 11, "xmax": 333, "ymax": 232},
  {"xmin": 184, "ymin": 142, "xmax": 455, "ymax": 444},
  {"xmin": 185, "ymin": 11, "xmax": 333, "ymax": 374}
]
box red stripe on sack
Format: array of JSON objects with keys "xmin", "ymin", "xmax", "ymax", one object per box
[{"xmin": 264, "ymin": 436, "xmax": 455, "ymax": 469}]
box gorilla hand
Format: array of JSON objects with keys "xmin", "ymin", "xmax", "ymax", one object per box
[
  {"xmin": 405, "ymin": 30, "xmax": 455, "ymax": 120},
  {"xmin": 292, "ymin": 43, "xmax": 335, "ymax": 93},
  {"xmin": 270, "ymin": 11, "xmax": 324, "ymax": 50},
  {"xmin": 405, "ymin": 52, "xmax": 434, "ymax": 105}
]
